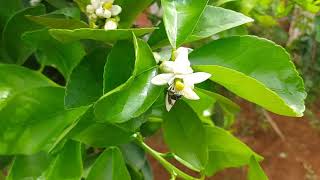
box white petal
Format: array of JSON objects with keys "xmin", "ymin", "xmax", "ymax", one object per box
[
  {"xmin": 103, "ymin": 9, "xmax": 111, "ymax": 18},
  {"xmin": 91, "ymin": 0, "xmax": 100, "ymax": 9},
  {"xmin": 159, "ymin": 61, "xmax": 175, "ymax": 73},
  {"xmin": 173, "ymin": 65, "xmax": 193, "ymax": 74},
  {"xmin": 95, "ymin": 7, "xmax": 105, "ymax": 17},
  {"xmin": 174, "ymin": 47, "xmax": 191, "ymax": 66},
  {"xmin": 165, "ymin": 93, "xmax": 176, "ymax": 111},
  {"xmin": 104, "ymin": 19, "xmax": 118, "ymax": 30},
  {"xmin": 111, "ymin": 5, "xmax": 122, "ymax": 16},
  {"xmin": 183, "ymin": 72, "xmax": 211, "ymax": 85},
  {"xmin": 181, "ymin": 87, "xmax": 199, "ymax": 100},
  {"xmin": 151, "ymin": 73, "xmax": 174, "ymax": 85}
]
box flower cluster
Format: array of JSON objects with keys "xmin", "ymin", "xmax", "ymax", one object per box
[
  {"xmin": 151, "ymin": 47, "xmax": 211, "ymax": 111},
  {"xmin": 86, "ymin": 0, "xmax": 122, "ymax": 30}
]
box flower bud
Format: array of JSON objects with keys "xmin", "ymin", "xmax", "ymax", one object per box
[
  {"xmin": 103, "ymin": 10, "xmax": 112, "ymax": 18},
  {"xmin": 104, "ymin": 19, "xmax": 118, "ymax": 30},
  {"xmin": 95, "ymin": 7, "xmax": 105, "ymax": 17},
  {"xmin": 86, "ymin": 5, "xmax": 95, "ymax": 14},
  {"xmin": 111, "ymin": 5, "xmax": 122, "ymax": 16}
]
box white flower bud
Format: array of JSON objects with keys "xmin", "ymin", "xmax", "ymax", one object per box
[
  {"xmin": 104, "ymin": 19, "xmax": 118, "ymax": 30},
  {"xmin": 91, "ymin": 0, "xmax": 100, "ymax": 9},
  {"xmin": 102, "ymin": 9, "xmax": 112, "ymax": 18},
  {"xmin": 30, "ymin": 0, "xmax": 42, "ymax": 6},
  {"xmin": 95, "ymin": 7, "xmax": 105, "ymax": 17},
  {"xmin": 86, "ymin": 5, "xmax": 95, "ymax": 14},
  {"xmin": 111, "ymin": 5, "xmax": 122, "ymax": 16}
]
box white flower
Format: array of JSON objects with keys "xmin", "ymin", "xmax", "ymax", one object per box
[
  {"xmin": 104, "ymin": 19, "xmax": 118, "ymax": 30},
  {"xmin": 30, "ymin": 0, "xmax": 42, "ymax": 6},
  {"xmin": 151, "ymin": 47, "xmax": 211, "ymax": 111},
  {"xmin": 110, "ymin": 5, "xmax": 122, "ymax": 16},
  {"xmin": 95, "ymin": 7, "xmax": 105, "ymax": 17}
]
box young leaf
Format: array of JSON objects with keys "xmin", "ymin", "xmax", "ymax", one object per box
[
  {"xmin": 65, "ymin": 47, "xmax": 109, "ymax": 108},
  {"xmin": 163, "ymin": 100, "xmax": 208, "ymax": 171},
  {"xmin": 248, "ymin": 156, "xmax": 268, "ymax": 180},
  {"xmin": 45, "ymin": 140, "xmax": 83, "ymax": 180},
  {"xmin": 22, "ymin": 29, "xmax": 86, "ymax": 78},
  {"xmin": 189, "ymin": 36, "xmax": 306, "ymax": 117},
  {"xmin": 2, "ymin": 5, "xmax": 45, "ymax": 64},
  {"xmin": 0, "ymin": 87, "xmax": 88, "ymax": 155},
  {"xmin": 116, "ymin": 0, "xmax": 154, "ymax": 28},
  {"xmin": 86, "ymin": 147, "xmax": 131, "ymax": 180},
  {"xmin": 204, "ymin": 126, "xmax": 263, "ymax": 176},
  {"xmin": 49, "ymin": 28, "xmax": 156, "ymax": 43},
  {"xmin": 7, "ymin": 152, "xmax": 51, "ymax": 180},
  {"xmin": 69, "ymin": 107, "xmax": 134, "ymax": 148},
  {"xmin": 161, "ymin": 0, "xmax": 208, "ymax": 48}
]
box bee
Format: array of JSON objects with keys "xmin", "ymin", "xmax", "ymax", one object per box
[{"xmin": 165, "ymin": 88, "xmax": 182, "ymax": 111}]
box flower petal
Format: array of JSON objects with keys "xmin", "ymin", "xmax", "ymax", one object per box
[
  {"xmin": 165, "ymin": 93, "xmax": 176, "ymax": 111},
  {"xmin": 151, "ymin": 73, "xmax": 174, "ymax": 85},
  {"xmin": 181, "ymin": 87, "xmax": 200, "ymax": 100},
  {"xmin": 183, "ymin": 72, "xmax": 211, "ymax": 85},
  {"xmin": 175, "ymin": 47, "xmax": 191, "ymax": 66}
]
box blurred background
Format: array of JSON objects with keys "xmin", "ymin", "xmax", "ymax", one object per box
[{"xmin": 135, "ymin": 0, "xmax": 320, "ymax": 179}]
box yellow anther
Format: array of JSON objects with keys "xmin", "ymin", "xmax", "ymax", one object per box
[
  {"xmin": 103, "ymin": 2, "xmax": 113, "ymax": 10},
  {"xmin": 175, "ymin": 80, "xmax": 185, "ymax": 91}
]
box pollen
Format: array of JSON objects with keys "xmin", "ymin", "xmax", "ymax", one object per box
[
  {"xmin": 175, "ymin": 80, "xmax": 185, "ymax": 91},
  {"xmin": 103, "ymin": 2, "xmax": 113, "ymax": 10}
]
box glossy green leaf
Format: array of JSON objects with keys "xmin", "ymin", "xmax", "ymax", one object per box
[
  {"xmin": 0, "ymin": 64, "xmax": 57, "ymax": 108},
  {"xmin": 0, "ymin": 87, "xmax": 88, "ymax": 155},
  {"xmin": 161, "ymin": 0, "xmax": 208, "ymax": 48},
  {"xmin": 2, "ymin": 5, "xmax": 45, "ymax": 64},
  {"xmin": 45, "ymin": 0, "xmax": 70, "ymax": 8},
  {"xmin": 187, "ymin": 6, "xmax": 253, "ymax": 42},
  {"xmin": 86, "ymin": 147, "xmax": 131, "ymax": 180},
  {"xmin": 26, "ymin": 15, "xmax": 88, "ymax": 29},
  {"xmin": 69, "ymin": 107, "xmax": 133, "ymax": 148},
  {"xmin": 7, "ymin": 152, "xmax": 51, "ymax": 180},
  {"xmin": 116, "ymin": 0, "xmax": 154, "ymax": 28},
  {"xmin": 46, "ymin": 140, "xmax": 83, "ymax": 180},
  {"xmin": 163, "ymin": 100, "xmax": 208, "ymax": 171},
  {"xmin": 49, "ymin": 28, "xmax": 156, "ymax": 43},
  {"xmin": 190, "ymin": 36, "xmax": 306, "ymax": 117},
  {"xmin": 248, "ymin": 156, "xmax": 268, "ymax": 180},
  {"xmin": 205, "ymin": 126, "xmax": 263, "ymax": 176},
  {"xmin": 22, "ymin": 29, "xmax": 86, "ymax": 78},
  {"xmin": 103, "ymin": 41, "xmax": 135, "ymax": 93},
  {"xmin": 65, "ymin": 48, "xmax": 109, "ymax": 108},
  {"xmin": 94, "ymin": 36, "xmax": 161, "ymax": 123}
]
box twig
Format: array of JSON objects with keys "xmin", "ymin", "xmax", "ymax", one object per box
[{"xmin": 262, "ymin": 109, "xmax": 286, "ymax": 141}]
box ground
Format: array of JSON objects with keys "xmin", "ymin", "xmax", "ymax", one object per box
[{"xmin": 146, "ymin": 100, "xmax": 320, "ymax": 180}]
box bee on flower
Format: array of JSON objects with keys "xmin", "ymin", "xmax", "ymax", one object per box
[
  {"xmin": 151, "ymin": 47, "xmax": 212, "ymax": 111},
  {"xmin": 86, "ymin": 0, "xmax": 122, "ymax": 30}
]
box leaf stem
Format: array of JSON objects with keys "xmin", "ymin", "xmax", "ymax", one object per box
[{"xmin": 134, "ymin": 134, "xmax": 198, "ymax": 180}]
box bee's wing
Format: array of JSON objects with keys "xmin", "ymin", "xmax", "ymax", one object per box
[{"xmin": 165, "ymin": 93, "xmax": 176, "ymax": 111}]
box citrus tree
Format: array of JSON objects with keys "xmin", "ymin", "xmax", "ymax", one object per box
[{"xmin": 0, "ymin": 0, "xmax": 306, "ymax": 179}]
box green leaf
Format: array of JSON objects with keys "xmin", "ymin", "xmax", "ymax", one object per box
[
  {"xmin": 187, "ymin": 6, "xmax": 253, "ymax": 42},
  {"xmin": 0, "ymin": 64, "xmax": 57, "ymax": 108},
  {"xmin": 26, "ymin": 15, "xmax": 89, "ymax": 29},
  {"xmin": 103, "ymin": 40, "xmax": 135, "ymax": 93},
  {"xmin": 190, "ymin": 36, "xmax": 306, "ymax": 117},
  {"xmin": 0, "ymin": 87, "xmax": 88, "ymax": 155},
  {"xmin": 65, "ymin": 47, "xmax": 109, "ymax": 108},
  {"xmin": 2, "ymin": 5, "xmax": 45, "ymax": 64},
  {"xmin": 163, "ymin": 100, "xmax": 208, "ymax": 171},
  {"xmin": 7, "ymin": 152, "xmax": 51, "ymax": 180},
  {"xmin": 45, "ymin": 140, "xmax": 83, "ymax": 180},
  {"xmin": 0, "ymin": 0, "xmax": 22, "ymax": 33},
  {"xmin": 22, "ymin": 29, "xmax": 86, "ymax": 78},
  {"xmin": 116, "ymin": 0, "xmax": 154, "ymax": 28},
  {"xmin": 45, "ymin": 0, "xmax": 70, "ymax": 8},
  {"xmin": 94, "ymin": 36, "xmax": 161, "ymax": 123},
  {"xmin": 205, "ymin": 126, "xmax": 263, "ymax": 176},
  {"xmin": 86, "ymin": 147, "xmax": 131, "ymax": 180},
  {"xmin": 248, "ymin": 156, "xmax": 268, "ymax": 180},
  {"xmin": 161, "ymin": 0, "xmax": 208, "ymax": 48},
  {"xmin": 49, "ymin": 28, "xmax": 156, "ymax": 43},
  {"xmin": 69, "ymin": 107, "xmax": 133, "ymax": 148}
]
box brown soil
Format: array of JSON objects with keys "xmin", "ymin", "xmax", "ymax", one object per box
[{"xmin": 146, "ymin": 100, "xmax": 320, "ymax": 180}]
